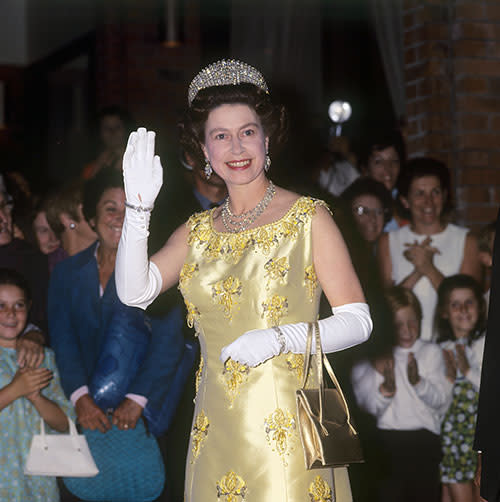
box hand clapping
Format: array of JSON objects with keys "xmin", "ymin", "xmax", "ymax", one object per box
[
  {"xmin": 122, "ymin": 128, "xmax": 163, "ymax": 209},
  {"xmin": 407, "ymin": 352, "xmax": 421, "ymax": 386},
  {"xmin": 403, "ymin": 236, "xmax": 440, "ymax": 274}
]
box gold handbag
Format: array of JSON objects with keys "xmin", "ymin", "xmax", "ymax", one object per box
[{"xmin": 296, "ymin": 321, "xmax": 364, "ymax": 469}]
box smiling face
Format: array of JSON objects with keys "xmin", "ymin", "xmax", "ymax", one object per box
[
  {"xmin": 33, "ymin": 211, "xmax": 60, "ymax": 255},
  {"xmin": 394, "ymin": 305, "xmax": 420, "ymax": 348},
  {"xmin": 92, "ymin": 187, "xmax": 125, "ymax": 250},
  {"xmin": 442, "ymin": 287, "xmax": 479, "ymax": 339},
  {"xmin": 0, "ymin": 284, "xmax": 28, "ymax": 348},
  {"xmin": 401, "ymin": 175, "xmax": 446, "ymax": 229},
  {"xmin": 351, "ymin": 194, "xmax": 385, "ymax": 243},
  {"xmin": 366, "ymin": 146, "xmax": 400, "ymax": 191},
  {"xmin": 0, "ymin": 192, "xmax": 13, "ymax": 246},
  {"xmin": 201, "ymin": 104, "xmax": 268, "ymax": 187}
]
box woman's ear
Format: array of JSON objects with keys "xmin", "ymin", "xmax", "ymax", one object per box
[
  {"xmin": 60, "ymin": 212, "xmax": 76, "ymax": 230},
  {"xmin": 201, "ymin": 143, "xmax": 208, "ymax": 160}
]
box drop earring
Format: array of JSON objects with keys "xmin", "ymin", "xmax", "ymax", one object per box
[
  {"xmin": 264, "ymin": 153, "xmax": 271, "ymax": 172},
  {"xmin": 204, "ymin": 159, "xmax": 213, "ymax": 179}
]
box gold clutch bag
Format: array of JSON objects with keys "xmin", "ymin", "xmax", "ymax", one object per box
[{"xmin": 296, "ymin": 321, "xmax": 364, "ymax": 469}]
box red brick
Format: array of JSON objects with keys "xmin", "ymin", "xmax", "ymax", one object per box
[
  {"xmin": 404, "ymin": 26, "xmax": 426, "ymax": 47},
  {"xmin": 461, "ymin": 205, "xmax": 499, "ymax": 223},
  {"xmin": 406, "ymin": 83, "xmax": 418, "ymax": 100},
  {"xmin": 456, "ymin": 2, "xmax": 486, "ymax": 20},
  {"xmin": 426, "ymin": 23, "xmax": 449, "ymax": 41},
  {"xmin": 457, "ymin": 132, "xmax": 500, "ymax": 149},
  {"xmin": 490, "ymin": 115, "xmax": 500, "ymax": 131},
  {"xmin": 460, "ymin": 167, "xmax": 500, "ymax": 184},
  {"xmin": 457, "ymin": 95, "xmax": 500, "ymax": 113},
  {"xmin": 405, "ymin": 62, "xmax": 429, "ymax": 82},
  {"xmin": 484, "ymin": 4, "xmax": 500, "ymax": 21},
  {"xmin": 407, "ymin": 118, "xmax": 421, "ymax": 136},
  {"xmin": 457, "ymin": 186, "xmax": 491, "ymax": 204},
  {"xmin": 456, "ymin": 76, "xmax": 489, "ymax": 93},
  {"xmin": 490, "ymin": 151, "xmax": 500, "ymax": 167},
  {"xmin": 454, "ymin": 40, "xmax": 494, "ymax": 58},
  {"xmin": 428, "ymin": 132, "xmax": 451, "ymax": 150},
  {"xmin": 455, "ymin": 58, "xmax": 500, "ymax": 77},
  {"xmin": 458, "ymin": 150, "xmax": 489, "ymax": 167},
  {"xmin": 454, "ymin": 22, "xmax": 500, "ymax": 40},
  {"xmin": 457, "ymin": 113, "xmax": 490, "ymax": 131}
]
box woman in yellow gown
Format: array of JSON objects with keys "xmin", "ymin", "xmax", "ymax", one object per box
[{"xmin": 115, "ymin": 60, "xmax": 372, "ymax": 502}]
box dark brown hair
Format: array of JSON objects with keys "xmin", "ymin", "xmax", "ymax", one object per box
[
  {"xmin": 435, "ymin": 274, "xmax": 486, "ymax": 344},
  {"xmin": 179, "ymin": 83, "xmax": 288, "ymax": 171}
]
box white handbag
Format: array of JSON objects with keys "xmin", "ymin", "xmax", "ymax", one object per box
[{"xmin": 24, "ymin": 417, "xmax": 99, "ymax": 477}]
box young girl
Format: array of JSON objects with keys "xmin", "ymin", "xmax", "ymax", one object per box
[
  {"xmin": 351, "ymin": 286, "xmax": 452, "ymax": 502},
  {"xmin": 0, "ymin": 268, "xmax": 74, "ymax": 501},
  {"xmin": 437, "ymin": 274, "xmax": 486, "ymax": 502}
]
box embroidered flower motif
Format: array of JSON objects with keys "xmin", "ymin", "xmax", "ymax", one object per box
[
  {"xmin": 191, "ymin": 410, "xmax": 209, "ymax": 461},
  {"xmin": 216, "ymin": 471, "xmax": 247, "ymax": 502},
  {"xmin": 221, "ymin": 359, "xmax": 249, "ymax": 407},
  {"xmin": 194, "ymin": 356, "xmax": 204, "ymax": 399},
  {"xmin": 262, "ymin": 295, "xmax": 288, "ymax": 326},
  {"xmin": 184, "ymin": 300, "xmax": 200, "ymax": 329},
  {"xmin": 212, "ymin": 276, "xmax": 242, "ymax": 321},
  {"xmin": 304, "ymin": 265, "xmax": 318, "ymax": 302},
  {"xmin": 186, "ymin": 197, "xmax": 330, "ymax": 264},
  {"xmin": 179, "ymin": 262, "xmax": 199, "ymax": 292},
  {"xmin": 308, "ymin": 475, "xmax": 333, "ymax": 502},
  {"xmin": 264, "ymin": 408, "xmax": 296, "ymax": 464},
  {"xmin": 264, "ymin": 257, "xmax": 289, "ymax": 289},
  {"xmin": 286, "ymin": 353, "xmax": 305, "ymax": 383}
]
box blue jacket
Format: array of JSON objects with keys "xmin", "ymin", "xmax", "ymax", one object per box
[{"xmin": 48, "ymin": 241, "xmax": 184, "ymax": 412}]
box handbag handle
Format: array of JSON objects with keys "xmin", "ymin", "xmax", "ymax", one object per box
[
  {"xmin": 300, "ymin": 321, "xmax": 357, "ymax": 436},
  {"xmin": 39, "ymin": 416, "xmax": 81, "ymax": 450}
]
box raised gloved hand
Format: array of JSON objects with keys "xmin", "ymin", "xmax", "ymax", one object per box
[
  {"xmin": 122, "ymin": 128, "xmax": 163, "ymax": 209},
  {"xmin": 220, "ymin": 303, "xmax": 372, "ymax": 368}
]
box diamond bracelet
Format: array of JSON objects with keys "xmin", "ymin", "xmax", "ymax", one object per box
[
  {"xmin": 124, "ymin": 200, "xmax": 154, "ymax": 213},
  {"xmin": 273, "ymin": 326, "xmax": 287, "ymax": 354}
]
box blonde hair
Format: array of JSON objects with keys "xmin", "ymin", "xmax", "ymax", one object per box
[{"xmin": 385, "ymin": 286, "xmax": 422, "ymax": 321}]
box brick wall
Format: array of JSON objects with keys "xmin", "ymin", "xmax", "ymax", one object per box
[
  {"xmin": 403, "ymin": 0, "xmax": 500, "ymax": 229},
  {"xmin": 95, "ymin": 0, "xmax": 201, "ymax": 142}
]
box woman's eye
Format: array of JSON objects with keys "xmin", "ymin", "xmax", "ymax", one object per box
[
  {"xmin": 15, "ymin": 302, "xmax": 26, "ymax": 311},
  {"xmin": 215, "ymin": 133, "xmax": 226, "ymax": 140},
  {"xmin": 242, "ymin": 129, "xmax": 254, "ymax": 137}
]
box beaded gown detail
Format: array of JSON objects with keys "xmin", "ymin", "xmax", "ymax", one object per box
[{"xmin": 179, "ymin": 196, "xmax": 352, "ymax": 502}]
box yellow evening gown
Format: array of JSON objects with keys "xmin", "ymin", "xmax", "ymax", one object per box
[{"xmin": 180, "ymin": 196, "xmax": 352, "ymax": 502}]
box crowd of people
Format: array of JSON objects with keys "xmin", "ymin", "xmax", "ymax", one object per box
[{"xmin": 0, "ymin": 59, "xmax": 495, "ymax": 502}]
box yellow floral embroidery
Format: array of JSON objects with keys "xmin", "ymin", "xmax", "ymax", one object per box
[
  {"xmin": 264, "ymin": 257, "xmax": 289, "ymax": 289},
  {"xmin": 262, "ymin": 295, "xmax": 288, "ymax": 326},
  {"xmin": 194, "ymin": 356, "xmax": 204, "ymax": 399},
  {"xmin": 179, "ymin": 262, "xmax": 199, "ymax": 292},
  {"xmin": 186, "ymin": 197, "xmax": 330, "ymax": 264},
  {"xmin": 308, "ymin": 475, "xmax": 333, "ymax": 502},
  {"xmin": 304, "ymin": 265, "xmax": 318, "ymax": 301},
  {"xmin": 212, "ymin": 276, "xmax": 242, "ymax": 320},
  {"xmin": 191, "ymin": 410, "xmax": 209, "ymax": 461},
  {"xmin": 184, "ymin": 300, "xmax": 200, "ymax": 329},
  {"xmin": 264, "ymin": 408, "xmax": 296, "ymax": 464},
  {"xmin": 221, "ymin": 359, "xmax": 249, "ymax": 406},
  {"xmin": 216, "ymin": 471, "xmax": 247, "ymax": 501},
  {"xmin": 286, "ymin": 353, "xmax": 305, "ymax": 383}
]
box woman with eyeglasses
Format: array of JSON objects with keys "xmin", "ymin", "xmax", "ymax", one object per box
[
  {"xmin": 378, "ymin": 157, "xmax": 481, "ymax": 342},
  {"xmin": 342, "ymin": 178, "xmax": 393, "ymax": 254}
]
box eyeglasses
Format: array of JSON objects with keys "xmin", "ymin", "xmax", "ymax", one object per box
[{"xmin": 353, "ymin": 206, "xmax": 387, "ymax": 218}]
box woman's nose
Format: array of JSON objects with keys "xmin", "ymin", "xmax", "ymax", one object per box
[{"xmin": 230, "ymin": 136, "xmax": 243, "ymax": 154}]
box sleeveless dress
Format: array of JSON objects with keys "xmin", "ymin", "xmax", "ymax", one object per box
[
  {"xmin": 388, "ymin": 223, "xmax": 468, "ymax": 341},
  {"xmin": 179, "ymin": 196, "xmax": 352, "ymax": 502}
]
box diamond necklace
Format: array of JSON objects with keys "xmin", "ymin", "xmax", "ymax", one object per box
[{"xmin": 221, "ymin": 181, "xmax": 276, "ymax": 233}]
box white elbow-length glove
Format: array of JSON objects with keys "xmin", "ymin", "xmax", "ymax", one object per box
[
  {"xmin": 219, "ymin": 302, "xmax": 373, "ymax": 367},
  {"xmin": 115, "ymin": 128, "xmax": 164, "ymax": 310}
]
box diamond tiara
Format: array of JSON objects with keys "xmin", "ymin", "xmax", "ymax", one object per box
[{"xmin": 187, "ymin": 59, "xmax": 269, "ymax": 106}]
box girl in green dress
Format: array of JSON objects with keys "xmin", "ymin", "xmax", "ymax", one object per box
[{"xmin": 437, "ymin": 274, "xmax": 486, "ymax": 502}]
